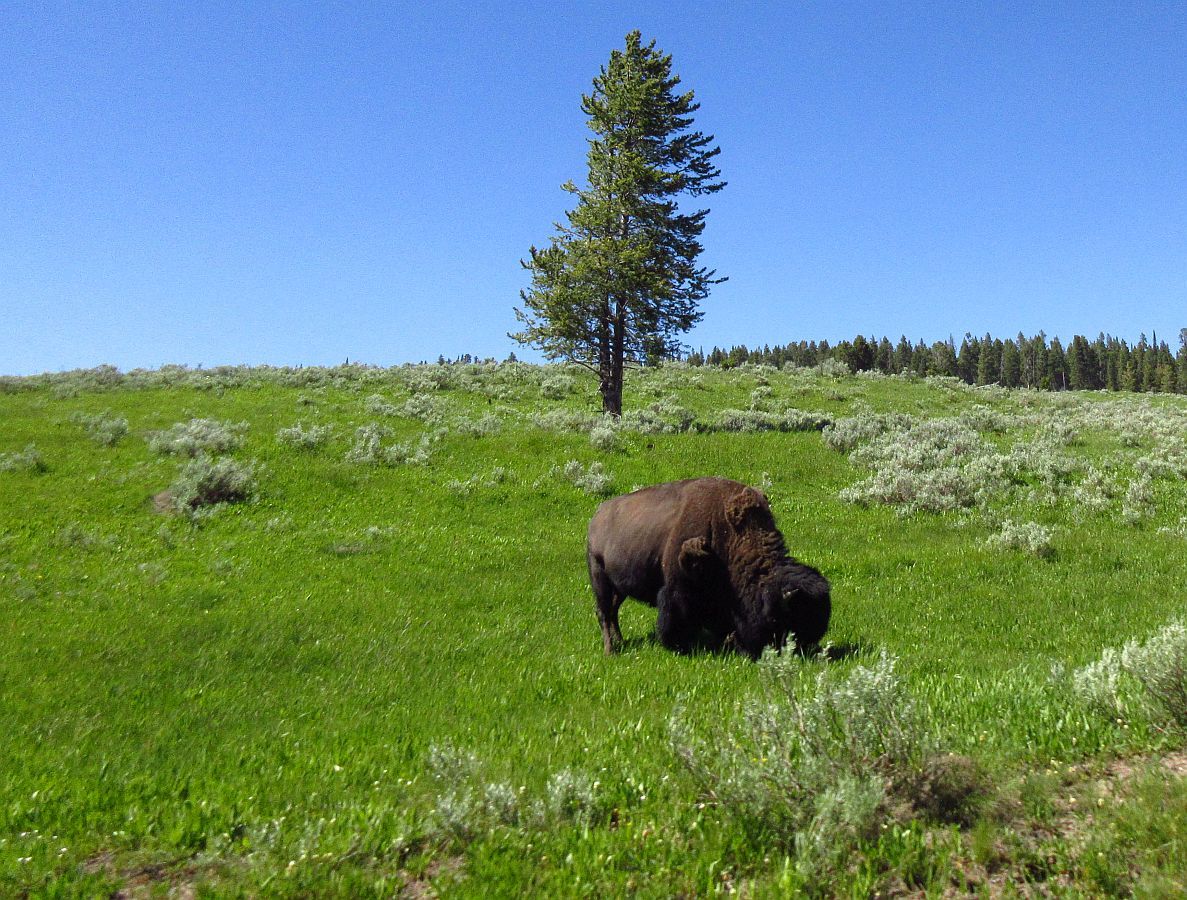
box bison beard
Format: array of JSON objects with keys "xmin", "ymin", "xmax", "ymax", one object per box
[{"xmin": 586, "ymin": 477, "xmax": 831, "ymax": 658}]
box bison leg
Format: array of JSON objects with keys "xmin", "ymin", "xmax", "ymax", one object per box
[
  {"xmin": 588, "ymin": 556, "xmax": 625, "ymax": 655},
  {"xmin": 656, "ymin": 586, "xmax": 697, "ymax": 654}
]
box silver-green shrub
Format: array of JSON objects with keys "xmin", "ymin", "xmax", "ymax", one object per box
[
  {"xmin": 672, "ymin": 650, "xmax": 985, "ymax": 888},
  {"xmin": 749, "ymin": 385, "xmax": 774, "ymax": 409},
  {"xmin": 711, "ymin": 407, "xmax": 831, "ymax": 433},
  {"xmin": 426, "ymin": 743, "xmax": 485, "ymax": 840},
  {"xmin": 1134, "ymin": 446, "xmax": 1187, "ymax": 481},
  {"xmin": 555, "ymin": 460, "xmax": 613, "ymax": 495},
  {"xmin": 1121, "ymin": 474, "xmax": 1156, "ymax": 524},
  {"xmin": 848, "ymin": 418, "xmax": 983, "ymax": 472},
  {"xmin": 818, "ymin": 358, "xmax": 850, "ymax": 378},
  {"xmin": 382, "ymin": 434, "xmax": 436, "ymax": 466},
  {"xmin": 828, "ymin": 411, "xmax": 1094, "ymax": 514},
  {"xmin": 672, "ymin": 652, "xmax": 931, "ymax": 845},
  {"xmin": 147, "ymin": 418, "xmax": 247, "ymax": 456},
  {"xmin": 959, "ymin": 407, "xmax": 1014, "ymax": 434},
  {"xmin": 822, "ymin": 413, "xmax": 914, "ymax": 453},
  {"xmin": 1072, "ymin": 621, "xmax": 1187, "ymax": 732},
  {"xmin": 985, "ymin": 520, "xmax": 1055, "ymax": 558},
  {"xmin": 1159, "ymin": 517, "xmax": 1187, "ymax": 539},
  {"xmin": 0, "ymin": 444, "xmax": 48, "ymax": 473},
  {"xmin": 275, "ymin": 422, "xmax": 334, "ymax": 450},
  {"xmin": 619, "ymin": 398, "xmax": 696, "ymax": 434},
  {"xmin": 346, "ymin": 423, "xmax": 438, "ymax": 466},
  {"xmin": 536, "ymin": 769, "xmax": 600, "ymax": 830},
  {"xmin": 424, "ymin": 742, "xmax": 602, "ymax": 843},
  {"xmin": 455, "ymin": 413, "xmax": 502, "ymax": 438},
  {"xmin": 399, "ymin": 394, "xmax": 446, "ymax": 425},
  {"xmin": 70, "ymin": 410, "xmax": 129, "ymax": 446},
  {"xmin": 345, "ymin": 423, "xmax": 389, "ymax": 464},
  {"xmin": 589, "ymin": 420, "xmax": 620, "ymax": 452},
  {"xmin": 363, "ymin": 394, "xmax": 401, "ymax": 416},
  {"xmin": 1070, "ymin": 466, "xmax": 1117, "ymax": 515},
  {"xmin": 1038, "ymin": 419, "xmax": 1082, "ymax": 447},
  {"xmin": 446, "ymin": 468, "xmax": 510, "ymax": 496},
  {"xmin": 839, "ymin": 464, "xmax": 977, "ymax": 515},
  {"xmin": 169, "ymin": 455, "xmax": 256, "ymax": 517},
  {"xmin": 790, "ymin": 774, "xmax": 887, "ymax": 886},
  {"xmin": 539, "ymin": 371, "xmax": 576, "ymax": 399}
]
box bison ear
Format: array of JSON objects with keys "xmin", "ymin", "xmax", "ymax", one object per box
[
  {"xmin": 725, "ymin": 486, "xmax": 768, "ymax": 530},
  {"xmin": 678, "ymin": 536, "xmax": 713, "ymax": 573}
]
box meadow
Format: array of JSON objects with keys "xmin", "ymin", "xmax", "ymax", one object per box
[{"xmin": 2, "ymin": 360, "xmax": 1186, "ymax": 896}]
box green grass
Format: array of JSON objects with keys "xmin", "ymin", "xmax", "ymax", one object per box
[{"xmin": 1, "ymin": 362, "xmax": 1186, "ymax": 895}]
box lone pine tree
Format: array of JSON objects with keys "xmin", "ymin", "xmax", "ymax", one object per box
[{"xmin": 514, "ymin": 31, "xmax": 725, "ymax": 415}]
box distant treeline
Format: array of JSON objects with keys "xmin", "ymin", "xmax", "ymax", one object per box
[{"xmin": 687, "ymin": 331, "xmax": 1187, "ymax": 393}]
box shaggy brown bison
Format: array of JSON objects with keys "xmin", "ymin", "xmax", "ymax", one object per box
[{"xmin": 586, "ymin": 477, "xmax": 830, "ymax": 658}]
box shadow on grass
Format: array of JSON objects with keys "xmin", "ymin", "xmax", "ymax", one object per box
[
  {"xmin": 615, "ymin": 634, "xmax": 875, "ymax": 662},
  {"xmin": 618, "ymin": 633, "xmax": 662, "ymax": 653},
  {"xmin": 822, "ymin": 641, "xmax": 872, "ymax": 662}
]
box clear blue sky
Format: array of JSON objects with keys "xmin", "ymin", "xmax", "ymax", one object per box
[{"xmin": 2, "ymin": 1, "xmax": 1184, "ymax": 375}]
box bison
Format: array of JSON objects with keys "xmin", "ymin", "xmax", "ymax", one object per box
[{"xmin": 586, "ymin": 477, "xmax": 831, "ymax": 658}]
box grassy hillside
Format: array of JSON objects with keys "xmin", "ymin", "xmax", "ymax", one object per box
[{"xmin": 2, "ymin": 362, "xmax": 1186, "ymax": 896}]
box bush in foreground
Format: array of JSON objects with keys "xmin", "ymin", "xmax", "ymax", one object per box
[
  {"xmin": 168, "ymin": 455, "xmax": 257, "ymax": 517},
  {"xmin": 425, "ymin": 743, "xmax": 604, "ymax": 843},
  {"xmin": 1073, "ymin": 621, "xmax": 1187, "ymax": 733},
  {"xmin": 671, "ymin": 651, "xmax": 987, "ymax": 888}
]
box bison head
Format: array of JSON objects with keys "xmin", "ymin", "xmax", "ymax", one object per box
[
  {"xmin": 769, "ymin": 561, "xmax": 831, "ymax": 653},
  {"xmin": 735, "ymin": 560, "xmax": 831, "ymax": 658}
]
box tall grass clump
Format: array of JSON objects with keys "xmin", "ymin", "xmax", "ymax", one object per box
[
  {"xmin": 424, "ymin": 743, "xmax": 604, "ymax": 844},
  {"xmin": 70, "ymin": 410, "xmax": 129, "ymax": 446},
  {"xmin": 672, "ymin": 651, "xmax": 986, "ymax": 886},
  {"xmin": 147, "ymin": 418, "xmax": 247, "ymax": 456},
  {"xmin": 168, "ymin": 455, "xmax": 257, "ymax": 518},
  {"xmin": 529, "ymin": 409, "xmax": 601, "ymax": 433},
  {"xmin": 1072, "ymin": 621, "xmax": 1187, "ymax": 733},
  {"xmin": 0, "ymin": 443, "xmax": 48, "ymax": 473}
]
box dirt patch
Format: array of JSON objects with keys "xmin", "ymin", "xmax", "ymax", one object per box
[
  {"xmin": 83, "ymin": 851, "xmax": 197, "ymax": 898},
  {"xmin": 399, "ymin": 854, "xmax": 466, "ymax": 899},
  {"xmin": 151, "ymin": 490, "xmax": 175, "ymax": 515},
  {"xmin": 887, "ymin": 748, "xmax": 1187, "ymax": 898}
]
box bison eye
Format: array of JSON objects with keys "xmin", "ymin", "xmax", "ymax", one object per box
[{"xmin": 782, "ymin": 589, "xmax": 794, "ymax": 600}]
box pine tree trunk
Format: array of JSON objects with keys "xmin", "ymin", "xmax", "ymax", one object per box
[{"xmin": 599, "ymin": 303, "xmax": 626, "ymax": 417}]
